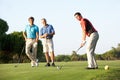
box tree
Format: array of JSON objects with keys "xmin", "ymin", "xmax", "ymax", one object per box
[
  {"xmin": 9, "ymin": 32, "xmax": 44, "ymax": 62},
  {"xmin": 55, "ymin": 55, "xmax": 71, "ymax": 62},
  {"xmin": 0, "ymin": 19, "xmax": 9, "ymax": 36},
  {"xmin": 0, "ymin": 19, "xmax": 9, "ymax": 50},
  {"xmin": 37, "ymin": 40, "xmax": 45, "ymax": 62},
  {"xmin": 0, "ymin": 31, "xmax": 44, "ymax": 63},
  {"xmin": 116, "ymin": 43, "xmax": 120, "ymax": 59},
  {"xmin": 79, "ymin": 54, "xmax": 87, "ymax": 61},
  {"xmin": 71, "ymin": 51, "xmax": 79, "ymax": 61},
  {"xmin": 95, "ymin": 54, "xmax": 103, "ymax": 60}
]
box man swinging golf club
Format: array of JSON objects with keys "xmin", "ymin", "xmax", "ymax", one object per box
[
  {"xmin": 74, "ymin": 12, "xmax": 99, "ymax": 69},
  {"xmin": 23, "ymin": 17, "xmax": 39, "ymax": 67}
]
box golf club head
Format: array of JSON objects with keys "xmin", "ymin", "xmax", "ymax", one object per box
[{"xmin": 57, "ymin": 65, "xmax": 62, "ymax": 70}]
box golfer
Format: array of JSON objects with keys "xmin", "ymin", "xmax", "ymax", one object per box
[
  {"xmin": 40, "ymin": 18, "xmax": 55, "ymax": 67},
  {"xmin": 74, "ymin": 12, "xmax": 99, "ymax": 69},
  {"xmin": 23, "ymin": 17, "xmax": 39, "ymax": 67}
]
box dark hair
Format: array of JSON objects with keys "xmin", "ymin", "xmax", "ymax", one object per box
[
  {"xmin": 28, "ymin": 16, "xmax": 34, "ymax": 21},
  {"xmin": 74, "ymin": 12, "xmax": 82, "ymax": 16}
]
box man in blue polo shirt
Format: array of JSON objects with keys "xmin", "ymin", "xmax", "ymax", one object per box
[
  {"xmin": 23, "ymin": 17, "xmax": 39, "ymax": 67},
  {"xmin": 40, "ymin": 18, "xmax": 55, "ymax": 67}
]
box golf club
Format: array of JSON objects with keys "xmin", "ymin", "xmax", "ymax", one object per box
[
  {"xmin": 76, "ymin": 41, "xmax": 86, "ymax": 53},
  {"xmin": 14, "ymin": 45, "xmax": 25, "ymax": 67},
  {"xmin": 76, "ymin": 46, "xmax": 82, "ymax": 53},
  {"xmin": 57, "ymin": 65, "xmax": 63, "ymax": 70}
]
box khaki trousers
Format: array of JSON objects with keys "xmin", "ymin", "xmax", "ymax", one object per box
[
  {"xmin": 25, "ymin": 39, "xmax": 38, "ymax": 62},
  {"xmin": 86, "ymin": 32, "xmax": 99, "ymax": 68}
]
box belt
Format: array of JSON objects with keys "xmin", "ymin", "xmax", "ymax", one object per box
[
  {"xmin": 27, "ymin": 38, "xmax": 35, "ymax": 40},
  {"xmin": 43, "ymin": 38, "xmax": 51, "ymax": 40}
]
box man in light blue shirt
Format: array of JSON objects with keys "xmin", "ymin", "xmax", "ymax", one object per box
[
  {"xmin": 40, "ymin": 24, "xmax": 54, "ymax": 39},
  {"xmin": 40, "ymin": 18, "xmax": 55, "ymax": 67},
  {"xmin": 23, "ymin": 17, "xmax": 39, "ymax": 67}
]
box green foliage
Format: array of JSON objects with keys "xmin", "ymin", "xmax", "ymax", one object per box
[
  {"xmin": 55, "ymin": 55, "xmax": 71, "ymax": 62},
  {"xmin": 0, "ymin": 31, "xmax": 44, "ymax": 63},
  {"xmin": 55, "ymin": 45, "xmax": 120, "ymax": 62},
  {"xmin": 79, "ymin": 54, "xmax": 87, "ymax": 61},
  {"xmin": 102, "ymin": 46, "xmax": 120, "ymax": 60},
  {"xmin": 9, "ymin": 31, "xmax": 25, "ymax": 53},
  {"xmin": 0, "ymin": 19, "xmax": 9, "ymax": 51},
  {"xmin": 0, "ymin": 18, "xmax": 9, "ymax": 36},
  {"xmin": 37, "ymin": 40, "xmax": 45, "ymax": 62},
  {"xmin": 95, "ymin": 54, "xmax": 103, "ymax": 60},
  {"xmin": 71, "ymin": 51, "xmax": 79, "ymax": 61},
  {"xmin": 0, "ymin": 51, "xmax": 12, "ymax": 63}
]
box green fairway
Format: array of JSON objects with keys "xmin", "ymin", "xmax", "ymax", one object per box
[{"xmin": 0, "ymin": 60, "xmax": 120, "ymax": 80}]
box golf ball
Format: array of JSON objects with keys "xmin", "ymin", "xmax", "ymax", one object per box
[{"xmin": 104, "ymin": 65, "xmax": 109, "ymax": 70}]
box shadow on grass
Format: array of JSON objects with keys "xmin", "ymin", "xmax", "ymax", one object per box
[{"xmin": 91, "ymin": 68, "xmax": 120, "ymax": 80}]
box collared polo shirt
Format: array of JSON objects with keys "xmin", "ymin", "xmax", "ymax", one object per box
[
  {"xmin": 40, "ymin": 24, "xmax": 55, "ymax": 39},
  {"xmin": 25, "ymin": 24, "xmax": 39, "ymax": 38}
]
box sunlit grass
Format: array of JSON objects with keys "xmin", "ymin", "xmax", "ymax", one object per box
[{"xmin": 0, "ymin": 60, "xmax": 120, "ymax": 80}]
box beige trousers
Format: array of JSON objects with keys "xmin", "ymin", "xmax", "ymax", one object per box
[
  {"xmin": 86, "ymin": 32, "xmax": 99, "ymax": 68},
  {"xmin": 25, "ymin": 39, "xmax": 38, "ymax": 62}
]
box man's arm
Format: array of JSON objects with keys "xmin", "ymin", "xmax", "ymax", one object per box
[
  {"xmin": 49, "ymin": 25, "xmax": 55, "ymax": 36},
  {"xmin": 48, "ymin": 31, "xmax": 55, "ymax": 36},
  {"xmin": 23, "ymin": 31, "xmax": 27, "ymax": 41},
  {"xmin": 40, "ymin": 33, "xmax": 53, "ymax": 38},
  {"xmin": 80, "ymin": 20, "xmax": 86, "ymax": 47},
  {"xmin": 39, "ymin": 28, "xmax": 46, "ymax": 38},
  {"xmin": 36, "ymin": 32, "xmax": 39, "ymax": 42}
]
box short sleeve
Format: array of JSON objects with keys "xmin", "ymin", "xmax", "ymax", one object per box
[
  {"xmin": 36, "ymin": 26, "xmax": 39, "ymax": 33},
  {"xmin": 50, "ymin": 25, "xmax": 55, "ymax": 33}
]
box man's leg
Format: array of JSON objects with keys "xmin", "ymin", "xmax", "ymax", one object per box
[
  {"xmin": 86, "ymin": 32, "xmax": 99, "ymax": 68},
  {"xmin": 45, "ymin": 52, "xmax": 50, "ymax": 63},
  {"xmin": 42, "ymin": 39, "xmax": 50, "ymax": 66},
  {"xmin": 26, "ymin": 39, "xmax": 35, "ymax": 61},
  {"xmin": 92, "ymin": 32, "xmax": 99, "ymax": 68},
  {"xmin": 32, "ymin": 42, "xmax": 38, "ymax": 61},
  {"xmin": 32, "ymin": 41, "xmax": 38, "ymax": 66},
  {"xmin": 50, "ymin": 51, "xmax": 55, "ymax": 66},
  {"xmin": 48, "ymin": 39, "xmax": 55, "ymax": 66},
  {"xmin": 26, "ymin": 39, "xmax": 36, "ymax": 67}
]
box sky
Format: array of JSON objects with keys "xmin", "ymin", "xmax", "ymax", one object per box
[{"xmin": 0, "ymin": 0, "xmax": 120, "ymax": 55}]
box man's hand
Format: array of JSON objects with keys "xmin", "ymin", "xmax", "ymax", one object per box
[
  {"xmin": 25, "ymin": 38, "xmax": 27, "ymax": 41},
  {"xmin": 80, "ymin": 41, "xmax": 86, "ymax": 47},
  {"xmin": 43, "ymin": 33, "xmax": 48, "ymax": 38},
  {"xmin": 23, "ymin": 31, "xmax": 27, "ymax": 41}
]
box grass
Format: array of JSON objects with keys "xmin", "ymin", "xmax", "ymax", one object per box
[{"xmin": 0, "ymin": 60, "xmax": 120, "ymax": 80}]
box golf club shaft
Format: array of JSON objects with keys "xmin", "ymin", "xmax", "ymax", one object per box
[
  {"xmin": 76, "ymin": 46, "xmax": 82, "ymax": 52},
  {"xmin": 18, "ymin": 45, "xmax": 25, "ymax": 63}
]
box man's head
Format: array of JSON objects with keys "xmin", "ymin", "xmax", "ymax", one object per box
[
  {"xmin": 41, "ymin": 18, "xmax": 47, "ymax": 26},
  {"xmin": 74, "ymin": 12, "xmax": 82, "ymax": 21},
  {"xmin": 28, "ymin": 17, "xmax": 34, "ymax": 25}
]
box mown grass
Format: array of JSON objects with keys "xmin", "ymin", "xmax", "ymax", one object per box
[{"xmin": 0, "ymin": 60, "xmax": 120, "ymax": 80}]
